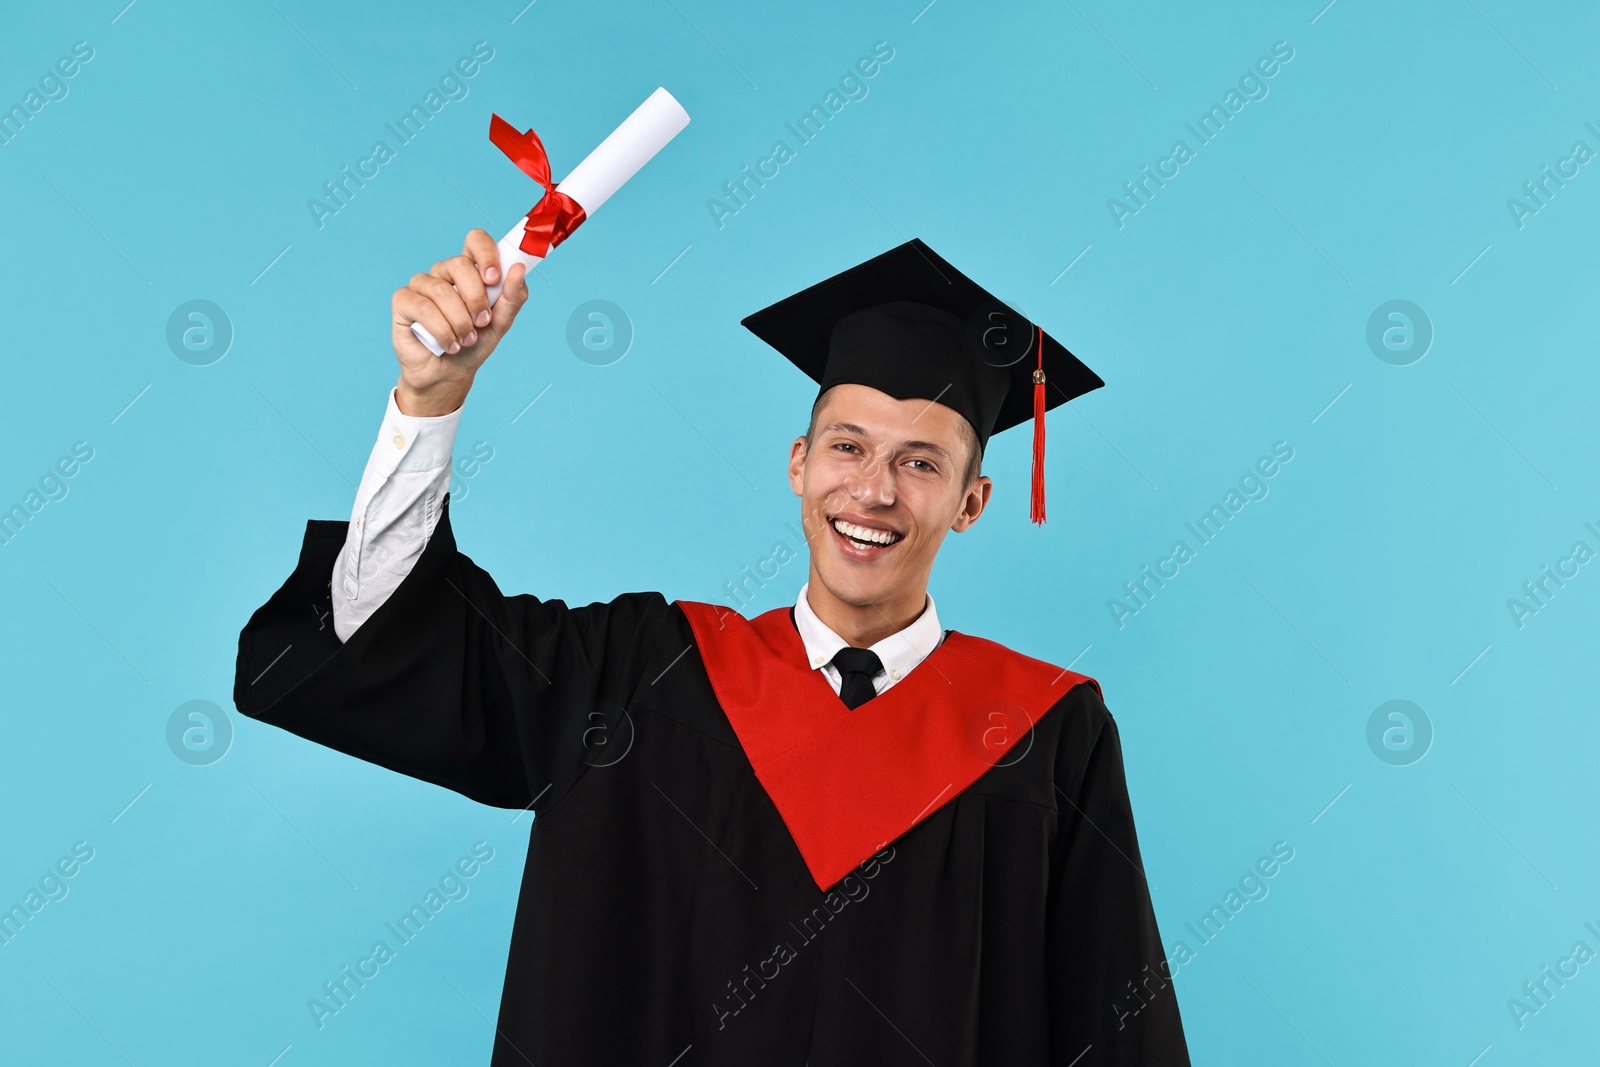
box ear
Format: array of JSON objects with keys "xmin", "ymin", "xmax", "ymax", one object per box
[
  {"xmin": 787, "ymin": 435, "xmax": 809, "ymax": 497},
  {"xmin": 949, "ymin": 475, "xmax": 992, "ymax": 533}
]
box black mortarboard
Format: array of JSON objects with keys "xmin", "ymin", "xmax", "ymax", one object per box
[{"xmin": 740, "ymin": 238, "xmax": 1104, "ymax": 523}]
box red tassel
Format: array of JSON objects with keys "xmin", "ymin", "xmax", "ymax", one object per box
[{"xmin": 1030, "ymin": 325, "xmax": 1046, "ymax": 525}]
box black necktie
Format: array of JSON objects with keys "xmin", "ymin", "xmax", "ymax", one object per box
[{"xmin": 831, "ymin": 647, "xmax": 883, "ymax": 710}]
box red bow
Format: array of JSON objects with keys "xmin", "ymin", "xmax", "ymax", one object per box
[{"xmin": 488, "ymin": 113, "xmax": 588, "ymax": 257}]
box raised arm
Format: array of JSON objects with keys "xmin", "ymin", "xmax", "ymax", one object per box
[
  {"xmin": 330, "ymin": 229, "xmax": 527, "ymax": 642},
  {"xmin": 235, "ymin": 232, "xmax": 683, "ymax": 814}
]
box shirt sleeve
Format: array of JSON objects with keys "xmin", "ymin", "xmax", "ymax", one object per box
[
  {"xmin": 1046, "ymin": 688, "xmax": 1192, "ymax": 1065},
  {"xmin": 332, "ymin": 387, "xmax": 460, "ymax": 643},
  {"xmin": 234, "ymin": 494, "xmax": 683, "ymax": 813}
]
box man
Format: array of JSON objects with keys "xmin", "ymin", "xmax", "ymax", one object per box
[{"xmin": 234, "ymin": 230, "xmax": 1191, "ymax": 1065}]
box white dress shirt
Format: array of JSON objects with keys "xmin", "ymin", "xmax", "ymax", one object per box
[
  {"xmin": 331, "ymin": 388, "xmax": 459, "ymax": 642},
  {"xmin": 332, "ymin": 389, "xmax": 946, "ymax": 695}
]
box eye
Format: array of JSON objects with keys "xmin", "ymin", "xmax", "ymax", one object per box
[
  {"xmin": 906, "ymin": 458, "xmax": 938, "ymax": 473},
  {"xmin": 833, "ymin": 442, "xmax": 861, "ymax": 454}
]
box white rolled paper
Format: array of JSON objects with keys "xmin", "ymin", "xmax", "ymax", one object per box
[{"xmin": 413, "ymin": 86, "xmax": 691, "ymax": 356}]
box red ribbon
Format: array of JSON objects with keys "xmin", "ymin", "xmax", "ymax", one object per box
[{"xmin": 488, "ymin": 113, "xmax": 588, "ymax": 257}]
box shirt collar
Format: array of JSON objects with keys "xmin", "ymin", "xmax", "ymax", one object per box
[{"xmin": 792, "ymin": 581, "xmax": 944, "ymax": 683}]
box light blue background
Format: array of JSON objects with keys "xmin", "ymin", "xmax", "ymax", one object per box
[{"xmin": 2, "ymin": 0, "xmax": 1597, "ymax": 1063}]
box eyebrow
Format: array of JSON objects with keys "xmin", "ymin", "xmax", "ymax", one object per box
[{"xmin": 818, "ymin": 422, "xmax": 954, "ymax": 461}]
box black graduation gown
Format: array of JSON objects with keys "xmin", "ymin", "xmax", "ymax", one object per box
[{"xmin": 233, "ymin": 497, "xmax": 1191, "ymax": 1066}]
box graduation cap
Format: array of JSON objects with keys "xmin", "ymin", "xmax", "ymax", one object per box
[{"xmin": 740, "ymin": 238, "xmax": 1104, "ymax": 524}]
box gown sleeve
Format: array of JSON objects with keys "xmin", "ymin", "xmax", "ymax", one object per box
[
  {"xmin": 232, "ymin": 494, "xmax": 679, "ymax": 813},
  {"xmin": 1046, "ymin": 687, "xmax": 1192, "ymax": 1065}
]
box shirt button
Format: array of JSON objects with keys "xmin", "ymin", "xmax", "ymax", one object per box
[
  {"xmin": 890, "ymin": 669, "xmax": 901, "ymax": 680},
  {"xmin": 392, "ymin": 433, "xmax": 406, "ymax": 449},
  {"xmin": 813, "ymin": 657, "xmax": 825, "ymax": 667}
]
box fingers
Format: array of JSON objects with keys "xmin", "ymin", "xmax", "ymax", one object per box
[
  {"xmin": 462, "ymin": 228, "xmax": 502, "ymax": 288},
  {"xmin": 489, "ymin": 262, "xmax": 529, "ymax": 334},
  {"xmin": 393, "ymin": 283, "xmax": 469, "ymax": 354},
  {"xmin": 429, "ymin": 253, "xmax": 493, "ymax": 332},
  {"xmin": 416, "ymin": 271, "xmax": 480, "ymax": 348},
  {"xmin": 392, "ymin": 236, "xmax": 521, "ymax": 361}
]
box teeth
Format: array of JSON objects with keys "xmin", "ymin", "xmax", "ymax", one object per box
[{"xmin": 832, "ymin": 518, "xmax": 902, "ymax": 546}]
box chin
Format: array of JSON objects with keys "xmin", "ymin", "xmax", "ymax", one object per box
[{"xmin": 818, "ymin": 560, "xmax": 898, "ymax": 605}]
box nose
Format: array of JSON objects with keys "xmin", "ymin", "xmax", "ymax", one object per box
[{"xmin": 844, "ymin": 446, "xmax": 896, "ymax": 507}]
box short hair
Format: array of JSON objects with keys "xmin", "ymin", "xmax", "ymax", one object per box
[{"xmin": 804, "ymin": 387, "xmax": 983, "ymax": 488}]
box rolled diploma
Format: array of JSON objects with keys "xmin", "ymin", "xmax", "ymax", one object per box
[{"xmin": 413, "ymin": 86, "xmax": 691, "ymax": 355}]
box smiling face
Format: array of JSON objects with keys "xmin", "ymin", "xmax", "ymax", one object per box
[{"xmin": 788, "ymin": 383, "xmax": 992, "ymax": 640}]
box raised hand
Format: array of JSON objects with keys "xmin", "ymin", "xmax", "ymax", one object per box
[{"xmin": 390, "ymin": 228, "xmax": 531, "ymax": 416}]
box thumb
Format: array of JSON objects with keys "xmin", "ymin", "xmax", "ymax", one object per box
[{"xmin": 489, "ymin": 262, "xmax": 530, "ymax": 336}]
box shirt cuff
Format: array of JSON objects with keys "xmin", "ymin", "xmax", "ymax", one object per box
[{"xmin": 373, "ymin": 386, "xmax": 461, "ymax": 477}]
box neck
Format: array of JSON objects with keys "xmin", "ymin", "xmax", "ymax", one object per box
[{"xmin": 805, "ymin": 564, "xmax": 928, "ymax": 648}]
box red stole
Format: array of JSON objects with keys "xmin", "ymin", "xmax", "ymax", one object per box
[{"xmin": 674, "ymin": 600, "xmax": 1098, "ymax": 891}]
